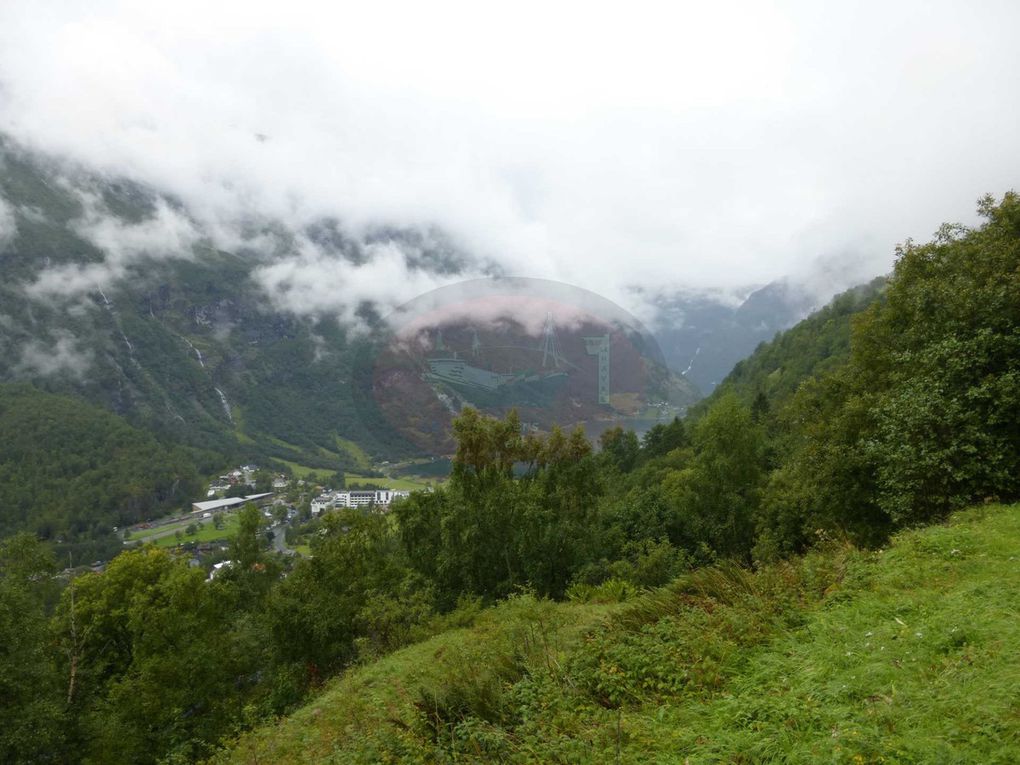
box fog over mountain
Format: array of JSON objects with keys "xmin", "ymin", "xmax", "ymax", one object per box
[
  {"xmin": 0, "ymin": 136, "xmax": 817, "ymax": 399},
  {"xmin": 2, "ymin": 0, "xmax": 1019, "ymax": 328}
]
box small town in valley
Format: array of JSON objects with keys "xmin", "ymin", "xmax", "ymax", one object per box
[{"xmin": 114, "ymin": 461, "xmax": 426, "ymax": 573}]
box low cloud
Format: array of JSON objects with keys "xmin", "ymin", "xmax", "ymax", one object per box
[
  {"xmin": 26, "ymin": 192, "xmax": 200, "ymax": 299},
  {"xmin": 386, "ymin": 277, "xmax": 655, "ymax": 346},
  {"xmin": 253, "ymin": 236, "xmax": 480, "ymax": 330},
  {"xmin": 2, "ymin": 1, "xmax": 1019, "ymax": 321},
  {"xmin": 17, "ymin": 330, "xmax": 94, "ymax": 378}
]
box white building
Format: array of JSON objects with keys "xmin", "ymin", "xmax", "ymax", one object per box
[
  {"xmin": 338, "ymin": 489, "xmax": 411, "ymax": 508},
  {"xmin": 310, "ymin": 489, "xmax": 411, "ymax": 515},
  {"xmin": 310, "ymin": 495, "xmax": 333, "ymax": 515},
  {"xmin": 191, "ymin": 492, "xmax": 274, "ymax": 514}
]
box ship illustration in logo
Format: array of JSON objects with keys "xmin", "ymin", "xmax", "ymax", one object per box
[{"xmin": 422, "ymin": 317, "xmax": 573, "ymax": 407}]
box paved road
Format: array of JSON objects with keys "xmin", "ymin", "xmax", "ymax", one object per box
[
  {"xmin": 125, "ymin": 516, "xmax": 197, "ymax": 544},
  {"xmin": 271, "ymin": 525, "xmax": 292, "ymax": 554}
]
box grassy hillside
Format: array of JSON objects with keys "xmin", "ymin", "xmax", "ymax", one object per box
[{"xmin": 215, "ymin": 502, "xmax": 1020, "ymax": 763}]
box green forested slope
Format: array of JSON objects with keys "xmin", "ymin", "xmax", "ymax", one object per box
[
  {"xmin": 216, "ymin": 503, "xmax": 1020, "ymax": 764},
  {"xmin": 0, "ymin": 384, "xmax": 201, "ymax": 561},
  {"xmin": 700, "ymin": 276, "xmax": 886, "ymax": 413},
  {"xmin": 754, "ymin": 195, "xmax": 1020, "ymax": 556},
  {"xmin": 0, "ymin": 140, "xmax": 427, "ymax": 469}
]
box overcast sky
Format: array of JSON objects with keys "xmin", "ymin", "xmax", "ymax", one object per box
[{"xmin": 1, "ymin": 0, "xmax": 1018, "ymax": 315}]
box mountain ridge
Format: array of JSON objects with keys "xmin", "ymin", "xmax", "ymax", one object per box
[{"xmin": 1, "ymin": 135, "xmax": 835, "ymax": 464}]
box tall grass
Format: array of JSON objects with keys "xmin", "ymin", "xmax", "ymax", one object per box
[{"xmin": 215, "ymin": 504, "xmax": 1020, "ymax": 765}]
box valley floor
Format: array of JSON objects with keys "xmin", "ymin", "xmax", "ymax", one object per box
[{"xmin": 215, "ymin": 504, "xmax": 1020, "ymax": 764}]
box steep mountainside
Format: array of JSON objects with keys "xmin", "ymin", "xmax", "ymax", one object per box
[
  {"xmin": 651, "ymin": 279, "xmax": 820, "ymax": 394},
  {"xmin": 690, "ymin": 277, "xmax": 887, "ymax": 416},
  {"xmin": 0, "ymin": 384, "xmax": 201, "ymax": 562},
  {"xmin": 0, "ymin": 135, "xmax": 841, "ymax": 467},
  {"xmin": 0, "ymin": 139, "xmax": 421, "ymax": 470}
]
